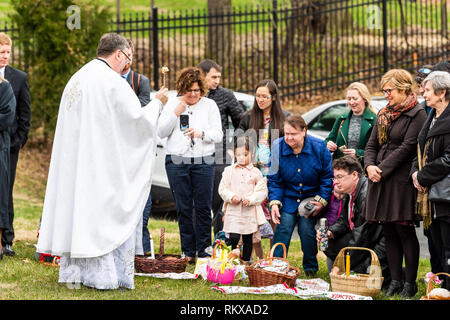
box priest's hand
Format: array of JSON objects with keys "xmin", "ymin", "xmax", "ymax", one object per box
[{"xmin": 155, "ymin": 87, "xmax": 169, "ymax": 105}]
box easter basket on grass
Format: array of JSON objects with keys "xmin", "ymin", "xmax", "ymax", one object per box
[
  {"xmin": 330, "ymin": 247, "xmax": 383, "ymax": 297},
  {"xmin": 421, "ymin": 272, "xmax": 450, "ymax": 300},
  {"xmin": 245, "ymin": 242, "xmax": 300, "ymax": 287},
  {"xmin": 134, "ymin": 227, "xmax": 187, "ymax": 274},
  {"xmin": 206, "ymin": 240, "xmax": 241, "ymax": 285}
]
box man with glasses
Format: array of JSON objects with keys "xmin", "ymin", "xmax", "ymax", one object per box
[
  {"xmin": 317, "ymin": 155, "xmax": 390, "ymax": 288},
  {"xmin": 121, "ymin": 39, "xmax": 151, "ymax": 107},
  {"xmin": 0, "ymin": 33, "xmax": 31, "ymax": 257},
  {"xmin": 37, "ymin": 33, "xmax": 168, "ymax": 290}
]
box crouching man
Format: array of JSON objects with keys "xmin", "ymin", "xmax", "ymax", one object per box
[{"xmin": 317, "ymin": 155, "xmax": 391, "ymax": 288}]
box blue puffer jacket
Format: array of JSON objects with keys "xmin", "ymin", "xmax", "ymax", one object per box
[{"xmin": 267, "ymin": 135, "xmax": 333, "ymax": 214}]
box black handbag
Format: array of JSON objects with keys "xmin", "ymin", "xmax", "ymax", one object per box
[{"xmin": 429, "ymin": 174, "xmax": 450, "ymax": 203}]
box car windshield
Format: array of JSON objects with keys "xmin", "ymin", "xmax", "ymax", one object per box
[{"xmin": 308, "ymin": 104, "xmax": 348, "ymax": 132}]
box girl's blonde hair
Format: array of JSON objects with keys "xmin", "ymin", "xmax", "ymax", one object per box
[
  {"xmin": 346, "ymin": 82, "xmax": 377, "ymax": 114},
  {"xmin": 380, "ymin": 69, "xmax": 414, "ymax": 95}
]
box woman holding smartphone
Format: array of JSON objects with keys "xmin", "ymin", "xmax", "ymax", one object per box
[{"xmin": 157, "ymin": 67, "xmax": 223, "ymax": 263}]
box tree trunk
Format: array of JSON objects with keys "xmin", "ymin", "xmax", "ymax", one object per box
[
  {"xmin": 281, "ymin": 0, "xmax": 329, "ymax": 58},
  {"xmin": 207, "ymin": 0, "xmax": 232, "ymax": 69}
]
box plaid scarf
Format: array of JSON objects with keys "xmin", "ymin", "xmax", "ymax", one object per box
[
  {"xmin": 415, "ymin": 140, "xmax": 433, "ymax": 229},
  {"xmin": 377, "ymin": 93, "xmax": 418, "ymax": 145}
]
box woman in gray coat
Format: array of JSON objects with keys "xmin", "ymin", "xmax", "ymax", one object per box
[
  {"xmin": 0, "ymin": 79, "xmax": 16, "ymax": 260},
  {"xmin": 364, "ymin": 69, "xmax": 426, "ymax": 297}
]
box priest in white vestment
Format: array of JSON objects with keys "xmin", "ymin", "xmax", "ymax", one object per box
[{"xmin": 36, "ymin": 33, "xmax": 168, "ymax": 290}]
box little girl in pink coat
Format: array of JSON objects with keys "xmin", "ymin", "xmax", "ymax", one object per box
[{"xmin": 219, "ymin": 137, "xmax": 268, "ymax": 263}]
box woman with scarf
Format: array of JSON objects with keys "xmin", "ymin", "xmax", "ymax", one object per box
[
  {"xmin": 411, "ymin": 71, "xmax": 450, "ymax": 291},
  {"xmin": 364, "ymin": 69, "xmax": 426, "ymax": 298}
]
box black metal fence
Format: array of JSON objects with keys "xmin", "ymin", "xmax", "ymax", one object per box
[{"xmin": 4, "ymin": 0, "xmax": 450, "ymax": 101}]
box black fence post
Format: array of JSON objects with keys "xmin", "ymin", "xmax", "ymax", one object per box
[
  {"xmin": 272, "ymin": 0, "xmax": 279, "ymax": 85},
  {"xmin": 152, "ymin": 6, "xmax": 159, "ymax": 90},
  {"xmin": 382, "ymin": 0, "xmax": 388, "ymax": 73}
]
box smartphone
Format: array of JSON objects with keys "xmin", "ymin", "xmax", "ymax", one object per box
[{"xmin": 180, "ymin": 114, "xmax": 189, "ymax": 131}]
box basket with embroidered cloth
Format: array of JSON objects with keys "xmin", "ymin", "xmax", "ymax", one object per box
[{"xmin": 245, "ymin": 242, "xmax": 300, "ymax": 287}]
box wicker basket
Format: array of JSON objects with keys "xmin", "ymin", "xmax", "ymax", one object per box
[
  {"xmin": 135, "ymin": 227, "xmax": 187, "ymax": 274},
  {"xmin": 245, "ymin": 242, "xmax": 300, "ymax": 287},
  {"xmin": 421, "ymin": 272, "xmax": 450, "ymax": 300},
  {"xmin": 330, "ymin": 247, "xmax": 384, "ymax": 297}
]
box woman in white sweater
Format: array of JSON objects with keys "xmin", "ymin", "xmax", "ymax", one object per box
[{"xmin": 158, "ymin": 67, "xmax": 223, "ymax": 262}]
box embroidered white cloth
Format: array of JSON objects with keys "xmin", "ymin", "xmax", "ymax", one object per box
[
  {"xmin": 37, "ymin": 59, "xmax": 162, "ymax": 259},
  {"xmin": 211, "ymin": 283, "xmax": 373, "ymax": 300}
]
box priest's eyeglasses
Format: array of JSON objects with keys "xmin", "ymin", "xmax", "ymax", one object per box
[{"xmin": 120, "ymin": 49, "xmax": 132, "ymax": 64}]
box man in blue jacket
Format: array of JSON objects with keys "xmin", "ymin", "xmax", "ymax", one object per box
[{"xmin": 268, "ymin": 114, "xmax": 333, "ymax": 276}]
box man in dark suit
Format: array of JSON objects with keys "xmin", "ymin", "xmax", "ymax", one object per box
[
  {"xmin": 121, "ymin": 39, "xmax": 153, "ymax": 255},
  {"xmin": 0, "ymin": 33, "xmax": 31, "ymax": 256}
]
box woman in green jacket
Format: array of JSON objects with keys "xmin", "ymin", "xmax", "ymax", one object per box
[{"xmin": 325, "ymin": 82, "xmax": 378, "ymax": 165}]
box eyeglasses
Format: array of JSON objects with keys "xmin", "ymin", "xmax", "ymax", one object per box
[
  {"xmin": 418, "ymin": 67, "xmax": 432, "ymax": 75},
  {"xmin": 255, "ymin": 94, "xmax": 272, "ymax": 100},
  {"xmin": 120, "ymin": 49, "xmax": 131, "ymax": 64},
  {"xmin": 382, "ymin": 88, "xmax": 395, "ymax": 95},
  {"xmin": 186, "ymin": 89, "xmax": 201, "ymax": 94},
  {"xmin": 332, "ymin": 173, "xmax": 352, "ymax": 182}
]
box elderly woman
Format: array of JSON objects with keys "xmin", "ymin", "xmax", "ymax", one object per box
[
  {"xmin": 158, "ymin": 67, "xmax": 223, "ymax": 262},
  {"xmin": 268, "ymin": 114, "xmax": 333, "ymax": 276},
  {"xmin": 325, "ymin": 82, "xmax": 377, "ymax": 165},
  {"xmin": 364, "ymin": 69, "xmax": 426, "ymax": 297},
  {"xmin": 0, "ymin": 79, "xmax": 16, "ymax": 260},
  {"xmin": 411, "ymin": 71, "xmax": 450, "ymax": 291}
]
